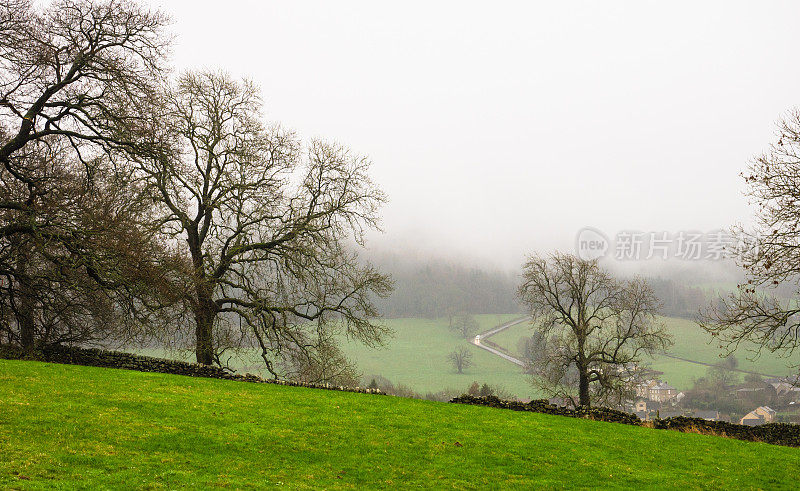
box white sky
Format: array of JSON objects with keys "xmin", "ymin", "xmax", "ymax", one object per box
[{"xmin": 144, "ymin": 0, "xmax": 800, "ymax": 267}]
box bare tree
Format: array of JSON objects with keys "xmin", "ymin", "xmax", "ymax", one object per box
[
  {"xmin": 518, "ymin": 252, "xmax": 671, "ymax": 407},
  {"xmin": 700, "ymin": 109, "xmax": 800, "ymax": 369},
  {"xmin": 448, "ymin": 346, "xmax": 473, "ymax": 374},
  {"xmin": 450, "ymin": 313, "xmax": 478, "ymax": 339},
  {"xmin": 0, "ymin": 0, "xmax": 172, "ymax": 349},
  {"xmin": 0, "ymin": 0, "xmax": 168, "ymax": 179},
  {"xmin": 138, "ymin": 71, "xmax": 392, "ymax": 371}
]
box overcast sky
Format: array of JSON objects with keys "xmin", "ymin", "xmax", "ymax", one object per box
[{"xmin": 145, "ymin": 0, "xmax": 800, "ymax": 268}]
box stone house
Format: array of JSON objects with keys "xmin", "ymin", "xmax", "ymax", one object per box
[{"xmin": 740, "ymin": 406, "xmax": 776, "ymax": 426}]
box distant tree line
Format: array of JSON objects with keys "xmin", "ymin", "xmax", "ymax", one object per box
[
  {"xmin": 648, "ymin": 278, "xmax": 713, "ymax": 319},
  {"xmin": 363, "ymin": 249, "xmax": 723, "ymax": 320},
  {"xmin": 365, "ymin": 253, "xmax": 522, "ymax": 318}
]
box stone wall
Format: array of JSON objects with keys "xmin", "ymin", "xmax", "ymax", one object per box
[
  {"xmin": 450, "ymin": 394, "xmax": 800, "ymax": 447},
  {"xmin": 0, "ymin": 344, "xmax": 384, "ymax": 395}
]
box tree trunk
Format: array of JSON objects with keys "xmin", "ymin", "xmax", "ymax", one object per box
[
  {"xmin": 575, "ymin": 324, "xmax": 592, "ymax": 407},
  {"xmin": 17, "ymin": 295, "xmax": 36, "ymax": 351},
  {"xmin": 577, "ymin": 328, "xmax": 590, "ymax": 407},
  {"xmin": 193, "ymin": 296, "xmax": 215, "ymax": 365},
  {"xmin": 187, "ymin": 229, "xmax": 216, "ymax": 365},
  {"xmin": 15, "ymin": 247, "xmax": 36, "ymax": 351},
  {"xmin": 578, "ymin": 368, "xmax": 590, "ymax": 407},
  {"xmin": 194, "ymin": 315, "xmax": 214, "ymax": 365}
]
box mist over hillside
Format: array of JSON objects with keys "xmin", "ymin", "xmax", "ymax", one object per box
[
  {"xmin": 362, "ymin": 242, "xmax": 750, "ymax": 319},
  {"xmin": 362, "ymin": 248, "xmax": 522, "ymax": 318}
]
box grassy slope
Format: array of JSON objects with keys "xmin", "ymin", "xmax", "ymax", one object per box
[
  {"xmin": 339, "ymin": 314, "xmax": 532, "ymax": 397},
  {"xmin": 490, "ymin": 316, "xmax": 799, "ymax": 391},
  {"xmin": 1, "ymin": 360, "xmax": 800, "ymax": 489}
]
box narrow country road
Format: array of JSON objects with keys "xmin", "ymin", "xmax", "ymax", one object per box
[{"xmin": 470, "ymin": 316, "xmax": 531, "ymax": 367}]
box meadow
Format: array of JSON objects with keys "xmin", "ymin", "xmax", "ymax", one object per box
[
  {"xmin": 338, "ymin": 314, "xmax": 532, "ymax": 396},
  {"xmin": 2, "ymin": 359, "xmax": 799, "ymax": 489},
  {"xmin": 132, "ymin": 313, "xmax": 798, "ymax": 398}
]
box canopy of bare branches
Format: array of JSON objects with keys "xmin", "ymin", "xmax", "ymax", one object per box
[
  {"xmin": 518, "ymin": 252, "xmax": 670, "ymax": 407},
  {"xmin": 701, "ymin": 109, "xmax": 800, "ymax": 359},
  {"xmin": 0, "ymin": 0, "xmax": 176, "ymax": 348},
  {"xmin": 134, "ymin": 70, "xmax": 391, "ymax": 374}
]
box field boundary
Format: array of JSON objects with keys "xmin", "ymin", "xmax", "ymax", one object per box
[
  {"xmin": 658, "ymin": 353, "xmax": 781, "ymax": 378},
  {"xmin": 451, "ymin": 394, "xmax": 800, "ymax": 448},
  {"xmin": 0, "ymin": 344, "xmax": 385, "ymax": 395}
]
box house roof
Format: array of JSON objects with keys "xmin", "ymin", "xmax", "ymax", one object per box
[{"xmin": 652, "ymin": 382, "xmax": 676, "ymax": 391}]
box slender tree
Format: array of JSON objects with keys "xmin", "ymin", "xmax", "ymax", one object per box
[
  {"xmin": 518, "ymin": 252, "xmax": 671, "ymax": 407},
  {"xmin": 450, "ymin": 313, "xmax": 478, "ymax": 339}
]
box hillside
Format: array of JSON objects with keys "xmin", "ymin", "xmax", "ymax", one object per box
[{"xmin": 1, "ymin": 360, "xmax": 799, "ymax": 488}]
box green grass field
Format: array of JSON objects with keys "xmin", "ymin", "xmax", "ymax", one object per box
[
  {"xmin": 132, "ymin": 313, "xmax": 798, "ymax": 397},
  {"xmin": 131, "ymin": 314, "xmax": 536, "ymax": 398},
  {"xmin": 1, "ymin": 360, "xmax": 799, "ymax": 489},
  {"xmin": 339, "ymin": 314, "xmax": 533, "ymax": 397}
]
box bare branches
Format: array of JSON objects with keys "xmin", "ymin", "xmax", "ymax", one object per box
[
  {"xmin": 518, "ymin": 252, "xmax": 669, "ymax": 407},
  {"xmin": 141, "ymin": 70, "xmax": 391, "ymax": 369},
  {"xmin": 450, "ymin": 313, "xmax": 478, "ymax": 339},
  {"xmin": 701, "ymin": 109, "xmax": 800, "ymax": 362},
  {"xmin": 1, "ymin": 0, "xmax": 170, "ymax": 174},
  {"xmin": 448, "ymin": 346, "xmax": 473, "ymax": 374},
  {"xmin": 0, "ymin": 0, "xmax": 176, "ymax": 349}
]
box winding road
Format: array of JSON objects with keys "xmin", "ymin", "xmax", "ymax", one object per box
[{"xmin": 470, "ymin": 316, "xmax": 531, "ymax": 367}]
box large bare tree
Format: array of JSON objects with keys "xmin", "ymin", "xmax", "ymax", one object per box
[
  {"xmin": 138, "ymin": 71, "xmax": 392, "ymax": 372},
  {"xmin": 700, "ymin": 109, "xmax": 800, "ymax": 368},
  {"xmin": 0, "ymin": 0, "xmax": 173, "ymax": 349},
  {"xmin": 518, "ymin": 252, "xmax": 670, "ymax": 407}
]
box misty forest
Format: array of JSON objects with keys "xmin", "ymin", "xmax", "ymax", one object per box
[{"xmin": 3, "ymin": 1, "xmax": 800, "ymax": 488}]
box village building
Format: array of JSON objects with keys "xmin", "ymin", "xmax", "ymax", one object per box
[
  {"xmin": 635, "ymin": 380, "xmax": 677, "ymax": 401},
  {"xmin": 740, "ymin": 406, "xmax": 776, "ymax": 426},
  {"xmin": 648, "ymin": 381, "xmax": 678, "ymax": 402}
]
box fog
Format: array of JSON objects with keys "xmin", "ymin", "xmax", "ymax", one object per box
[{"xmin": 145, "ymin": 0, "xmax": 800, "ymax": 269}]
